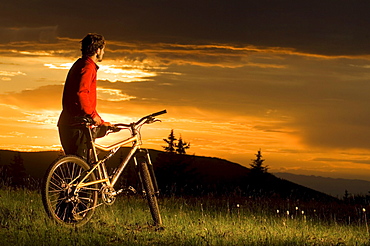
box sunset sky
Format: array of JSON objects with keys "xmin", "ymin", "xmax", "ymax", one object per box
[{"xmin": 1, "ymin": 1, "xmax": 370, "ymax": 180}]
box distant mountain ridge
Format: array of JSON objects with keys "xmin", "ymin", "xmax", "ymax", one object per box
[{"xmin": 273, "ymin": 172, "xmax": 370, "ymax": 198}]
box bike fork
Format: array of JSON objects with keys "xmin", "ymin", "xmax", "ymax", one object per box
[
  {"xmin": 144, "ymin": 151, "xmax": 160, "ymax": 196},
  {"xmin": 134, "ymin": 149, "xmax": 160, "ymax": 196}
]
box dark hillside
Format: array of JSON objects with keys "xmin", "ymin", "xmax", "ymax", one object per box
[
  {"xmin": 0, "ymin": 149, "xmax": 60, "ymax": 179},
  {"xmin": 192, "ymin": 156, "xmax": 251, "ymax": 182},
  {"xmin": 0, "ymin": 149, "xmax": 337, "ymax": 202},
  {"xmin": 151, "ymin": 152, "xmax": 338, "ymax": 202}
]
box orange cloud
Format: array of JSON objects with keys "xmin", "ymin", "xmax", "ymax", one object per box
[{"xmin": 0, "ymin": 85, "xmax": 62, "ymax": 110}]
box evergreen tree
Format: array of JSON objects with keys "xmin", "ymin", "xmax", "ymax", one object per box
[
  {"xmin": 9, "ymin": 152, "xmax": 27, "ymax": 188},
  {"xmin": 163, "ymin": 129, "xmax": 177, "ymax": 153},
  {"xmin": 175, "ymin": 135, "xmax": 190, "ymax": 155},
  {"xmin": 158, "ymin": 130, "xmax": 195, "ymax": 195},
  {"xmin": 250, "ymin": 150, "xmax": 268, "ymax": 174},
  {"xmin": 0, "ymin": 151, "xmax": 11, "ymax": 186},
  {"xmin": 155, "ymin": 152, "xmax": 197, "ymax": 195}
]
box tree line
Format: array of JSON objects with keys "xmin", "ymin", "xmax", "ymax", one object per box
[
  {"xmin": 0, "ymin": 152, "xmax": 39, "ymax": 189},
  {"xmin": 154, "ymin": 130, "xmax": 272, "ymax": 196}
]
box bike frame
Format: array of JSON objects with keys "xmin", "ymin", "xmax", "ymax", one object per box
[
  {"xmin": 75, "ymin": 124, "xmax": 146, "ymax": 191},
  {"xmin": 71, "ymin": 110, "xmax": 166, "ymax": 195}
]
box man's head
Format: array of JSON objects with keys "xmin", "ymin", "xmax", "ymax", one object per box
[{"xmin": 81, "ymin": 33, "xmax": 105, "ymax": 61}]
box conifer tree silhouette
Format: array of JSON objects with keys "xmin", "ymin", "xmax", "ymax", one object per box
[
  {"xmin": 163, "ymin": 129, "xmax": 177, "ymax": 153},
  {"xmin": 9, "ymin": 152, "xmax": 27, "ymax": 188},
  {"xmin": 175, "ymin": 135, "xmax": 190, "ymax": 155},
  {"xmin": 250, "ymin": 149, "xmax": 268, "ymax": 174},
  {"xmin": 157, "ymin": 130, "xmax": 195, "ymax": 195}
]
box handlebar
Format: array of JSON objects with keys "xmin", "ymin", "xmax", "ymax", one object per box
[
  {"xmin": 136, "ymin": 109, "xmax": 167, "ymax": 125},
  {"xmin": 109, "ymin": 109, "xmax": 167, "ymax": 132},
  {"xmin": 150, "ymin": 109, "xmax": 167, "ymax": 117}
]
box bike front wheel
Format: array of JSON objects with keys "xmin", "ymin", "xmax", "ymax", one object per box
[
  {"xmin": 42, "ymin": 155, "xmax": 98, "ymax": 226},
  {"xmin": 138, "ymin": 160, "xmax": 163, "ymax": 226}
]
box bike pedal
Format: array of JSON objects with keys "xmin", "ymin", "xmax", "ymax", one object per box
[
  {"xmin": 112, "ymin": 189, "xmax": 124, "ymax": 196},
  {"xmin": 127, "ymin": 186, "xmax": 137, "ymax": 194}
]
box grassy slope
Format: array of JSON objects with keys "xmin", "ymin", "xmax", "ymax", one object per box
[{"xmin": 0, "ymin": 189, "xmax": 368, "ymax": 246}]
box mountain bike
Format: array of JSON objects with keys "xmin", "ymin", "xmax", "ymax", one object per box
[{"xmin": 41, "ymin": 110, "xmax": 167, "ymax": 227}]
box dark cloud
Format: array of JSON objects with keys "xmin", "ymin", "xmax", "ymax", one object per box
[
  {"xmin": 1, "ymin": 1, "xmax": 370, "ymax": 55},
  {"xmin": 0, "ymin": 26, "xmax": 58, "ymax": 43},
  {"xmin": 296, "ymin": 101, "xmax": 370, "ymax": 149}
]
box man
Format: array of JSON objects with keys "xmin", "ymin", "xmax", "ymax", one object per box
[{"xmin": 57, "ymin": 33, "xmax": 111, "ymax": 161}]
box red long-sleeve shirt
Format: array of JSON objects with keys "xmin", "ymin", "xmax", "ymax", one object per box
[{"xmin": 58, "ymin": 57, "xmax": 103, "ymax": 126}]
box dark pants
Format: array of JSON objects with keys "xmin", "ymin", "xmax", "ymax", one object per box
[
  {"xmin": 58, "ymin": 125, "xmax": 108, "ymax": 162},
  {"xmin": 58, "ymin": 126, "xmax": 92, "ymax": 161}
]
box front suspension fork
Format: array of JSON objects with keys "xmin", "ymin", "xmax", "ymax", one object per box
[{"xmin": 134, "ymin": 149, "xmax": 160, "ymax": 196}]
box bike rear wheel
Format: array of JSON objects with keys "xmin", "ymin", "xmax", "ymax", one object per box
[
  {"xmin": 138, "ymin": 160, "xmax": 163, "ymax": 226},
  {"xmin": 42, "ymin": 155, "xmax": 98, "ymax": 226}
]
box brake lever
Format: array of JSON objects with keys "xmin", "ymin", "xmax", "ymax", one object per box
[
  {"xmin": 108, "ymin": 125, "xmax": 121, "ymax": 133},
  {"xmin": 146, "ymin": 117, "xmax": 161, "ymax": 124}
]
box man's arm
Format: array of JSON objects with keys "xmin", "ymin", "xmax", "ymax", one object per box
[{"xmin": 77, "ymin": 66, "xmax": 103, "ymax": 125}]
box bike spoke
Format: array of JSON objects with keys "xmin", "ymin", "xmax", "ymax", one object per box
[{"xmin": 42, "ymin": 156, "xmax": 98, "ymax": 226}]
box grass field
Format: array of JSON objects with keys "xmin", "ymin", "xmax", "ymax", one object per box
[{"xmin": 0, "ymin": 188, "xmax": 369, "ymax": 245}]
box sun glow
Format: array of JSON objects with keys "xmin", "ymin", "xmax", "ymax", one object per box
[
  {"xmin": 44, "ymin": 62, "xmax": 158, "ymax": 83},
  {"xmin": 99, "ymin": 64, "xmax": 157, "ymax": 83},
  {"xmin": 44, "ymin": 63, "xmax": 72, "ymax": 70}
]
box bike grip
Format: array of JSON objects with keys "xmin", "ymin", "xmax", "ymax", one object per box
[
  {"xmin": 151, "ymin": 109, "xmax": 167, "ymax": 117},
  {"xmin": 108, "ymin": 125, "xmax": 121, "ymax": 132}
]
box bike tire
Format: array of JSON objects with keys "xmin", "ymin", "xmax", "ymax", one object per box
[
  {"xmin": 41, "ymin": 155, "xmax": 98, "ymax": 226},
  {"xmin": 138, "ymin": 160, "xmax": 163, "ymax": 226}
]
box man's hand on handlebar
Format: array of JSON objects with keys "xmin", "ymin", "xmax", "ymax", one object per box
[
  {"xmin": 92, "ymin": 115, "xmax": 113, "ymax": 127},
  {"xmin": 92, "ymin": 115, "xmax": 103, "ymax": 126}
]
